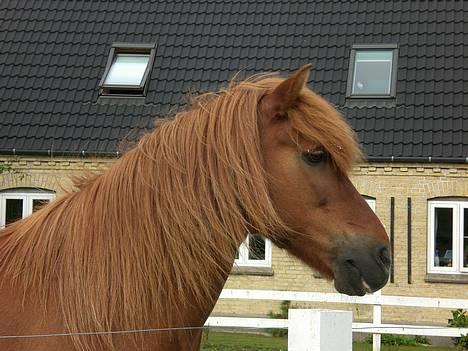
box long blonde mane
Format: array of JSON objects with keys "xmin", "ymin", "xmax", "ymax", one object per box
[{"xmin": 0, "ymin": 74, "xmax": 361, "ymax": 350}]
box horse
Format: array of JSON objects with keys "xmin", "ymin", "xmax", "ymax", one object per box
[{"xmin": 0, "ymin": 65, "xmax": 391, "ymax": 350}]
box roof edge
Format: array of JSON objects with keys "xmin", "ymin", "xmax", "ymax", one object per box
[
  {"xmin": 366, "ymin": 156, "xmax": 468, "ymax": 164},
  {"xmin": 0, "ymin": 149, "xmax": 466, "ymax": 164},
  {"xmin": 0, "ymin": 149, "xmax": 119, "ymax": 158}
]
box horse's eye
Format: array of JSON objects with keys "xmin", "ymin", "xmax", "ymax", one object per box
[{"xmin": 302, "ymin": 149, "xmax": 328, "ymax": 165}]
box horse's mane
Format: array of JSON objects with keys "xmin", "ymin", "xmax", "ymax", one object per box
[{"xmin": 0, "ymin": 74, "xmax": 361, "ymax": 350}]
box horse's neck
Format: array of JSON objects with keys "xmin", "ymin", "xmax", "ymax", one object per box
[{"xmin": 177, "ymin": 267, "xmax": 231, "ymax": 326}]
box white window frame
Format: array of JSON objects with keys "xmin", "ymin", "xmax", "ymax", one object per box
[
  {"xmin": 235, "ymin": 234, "xmax": 272, "ymax": 268},
  {"xmin": 0, "ymin": 190, "xmax": 55, "ymax": 229},
  {"xmin": 427, "ymin": 200, "xmax": 468, "ymax": 275}
]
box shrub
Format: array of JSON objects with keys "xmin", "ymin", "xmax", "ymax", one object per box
[
  {"xmin": 448, "ymin": 309, "xmax": 468, "ymax": 349},
  {"xmin": 267, "ymin": 301, "xmax": 293, "ymax": 337},
  {"xmin": 364, "ymin": 334, "xmax": 423, "ymax": 346}
]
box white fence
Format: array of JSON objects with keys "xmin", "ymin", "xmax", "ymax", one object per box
[{"xmin": 205, "ymin": 289, "xmax": 468, "ymax": 351}]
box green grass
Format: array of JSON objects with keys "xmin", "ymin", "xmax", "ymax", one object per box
[
  {"xmin": 201, "ymin": 331, "xmax": 287, "ymax": 351},
  {"xmin": 200, "ymin": 331, "xmax": 456, "ymax": 351}
]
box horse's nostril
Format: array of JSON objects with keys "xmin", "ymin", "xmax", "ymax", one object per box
[
  {"xmin": 344, "ymin": 258, "xmax": 359, "ymax": 270},
  {"xmin": 377, "ymin": 246, "xmax": 391, "ymax": 267}
]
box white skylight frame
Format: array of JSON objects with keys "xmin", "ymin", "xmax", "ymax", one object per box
[
  {"xmin": 99, "ymin": 43, "xmax": 156, "ymax": 96},
  {"xmin": 346, "ymin": 44, "xmax": 398, "ymax": 99}
]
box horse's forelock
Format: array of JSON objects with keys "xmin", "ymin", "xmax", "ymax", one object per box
[{"xmin": 288, "ymin": 89, "xmax": 363, "ymax": 173}]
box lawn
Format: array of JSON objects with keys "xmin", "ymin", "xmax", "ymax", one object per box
[
  {"xmin": 200, "ymin": 331, "xmax": 456, "ymax": 351},
  {"xmin": 201, "ymin": 331, "xmax": 287, "ymax": 351}
]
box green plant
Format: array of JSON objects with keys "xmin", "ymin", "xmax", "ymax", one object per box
[
  {"xmin": 267, "ymin": 300, "xmax": 292, "ymax": 337},
  {"xmin": 364, "ymin": 334, "xmax": 419, "ymax": 346},
  {"xmin": 0, "ymin": 162, "xmax": 13, "ymax": 174},
  {"xmin": 415, "ymin": 335, "xmax": 430, "ymax": 345},
  {"xmin": 448, "ymin": 309, "xmax": 468, "ymax": 349}
]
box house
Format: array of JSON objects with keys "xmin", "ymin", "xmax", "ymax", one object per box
[{"xmin": 0, "ymin": 0, "xmax": 466, "ymax": 327}]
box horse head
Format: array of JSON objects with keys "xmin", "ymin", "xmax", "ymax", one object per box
[{"xmin": 258, "ymin": 65, "xmax": 391, "ymax": 296}]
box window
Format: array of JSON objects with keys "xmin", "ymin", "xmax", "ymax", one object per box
[
  {"xmin": 235, "ymin": 234, "xmax": 272, "ymax": 267},
  {"xmin": 0, "ymin": 189, "xmax": 55, "ymax": 228},
  {"xmin": 428, "ymin": 200, "xmax": 468, "ymax": 274},
  {"xmin": 347, "ymin": 44, "xmax": 398, "ymax": 98},
  {"xmin": 365, "ymin": 198, "xmax": 376, "ymax": 212},
  {"xmin": 99, "ymin": 43, "xmax": 156, "ymax": 96}
]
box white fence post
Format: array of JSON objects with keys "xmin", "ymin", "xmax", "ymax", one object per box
[
  {"xmin": 373, "ymin": 290, "xmax": 382, "ymax": 351},
  {"xmin": 288, "ymin": 309, "xmax": 352, "ymax": 351}
]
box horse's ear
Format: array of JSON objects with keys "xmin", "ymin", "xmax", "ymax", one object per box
[{"xmin": 260, "ymin": 64, "xmax": 312, "ymax": 119}]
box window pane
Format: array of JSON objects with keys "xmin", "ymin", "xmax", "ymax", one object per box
[
  {"xmin": 464, "ymin": 208, "xmax": 468, "ymax": 268},
  {"xmin": 353, "ymin": 50, "xmax": 392, "ymax": 95},
  {"xmin": 248, "ymin": 234, "xmax": 266, "ymax": 260},
  {"xmin": 434, "ymin": 208, "xmax": 453, "ymax": 267},
  {"xmin": 104, "ymin": 54, "xmax": 150, "ymax": 86},
  {"xmin": 32, "ymin": 199, "xmax": 49, "ymax": 213},
  {"xmin": 5, "ymin": 199, "xmax": 23, "ymax": 225}
]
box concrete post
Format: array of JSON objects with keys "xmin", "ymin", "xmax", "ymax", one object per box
[{"xmin": 288, "ymin": 309, "xmax": 352, "ymax": 351}]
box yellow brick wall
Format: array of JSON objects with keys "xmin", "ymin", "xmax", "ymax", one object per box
[
  {"xmin": 0, "ymin": 156, "xmax": 115, "ymax": 193},
  {"xmin": 1, "ymin": 156, "xmax": 467, "ymax": 325}
]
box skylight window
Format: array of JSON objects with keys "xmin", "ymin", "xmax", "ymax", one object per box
[
  {"xmin": 347, "ymin": 44, "xmax": 398, "ymax": 98},
  {"xmin": 99, "ymin": 43, "xmax": 156, "ymax": 97},
  {"xmin": 104, "ymin": 54, "xmax": 150, "ymax": 86}
]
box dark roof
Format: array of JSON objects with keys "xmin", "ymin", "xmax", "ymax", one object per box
[{"xmin": 0, "ymin": 0, "xmax": 466, "ymax": 162}]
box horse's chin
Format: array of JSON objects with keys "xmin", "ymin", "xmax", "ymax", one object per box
[
  {"xmin": 332, "ymin": 260, "xmax": 388, "ymax": 296},
  {"xmin": 333, "ymin": 267, "xmax": 370, "ymax": 296},
  {"xmin": 311, "ymin": 263, "xmax": 370, "ymax": 296}
]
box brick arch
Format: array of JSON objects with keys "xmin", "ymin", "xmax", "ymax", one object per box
[
  {"xmin": 424, "ymin": 178, "xmax": 468, "ymax": 199},
  {"xmin": 0, "ymin": 172, "xmax": 59, "ymax": 193}
]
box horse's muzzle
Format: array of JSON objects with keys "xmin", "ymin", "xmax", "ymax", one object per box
[{"xmin": 333, "ymin": 242, "xmax": 391, "ymax": 296}]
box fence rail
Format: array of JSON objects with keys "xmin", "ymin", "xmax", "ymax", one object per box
[
  {"xmin": 219, "ymin": 288, "xmax": 468, "ymax": 309},
  {"xmin": 205, "ymin": 317, "xmax": 468, "ymax": 337}
]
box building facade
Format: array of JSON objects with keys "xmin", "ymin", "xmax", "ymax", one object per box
[{"xmin": 1, "ymin": 155, "xmax": 466, "ymax": 325}]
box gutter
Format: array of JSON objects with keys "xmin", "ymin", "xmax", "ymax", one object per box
[
  {"xmin": 0, "ymin": 149, "xmax": 466, "ymax": 164},
  {"xmin": 0, "ymin": 149, "xmax": 120, "ymax": 158},
  {"xmin": 365, "ymin": 156, "xmax": 468, "ymax": 164}
]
